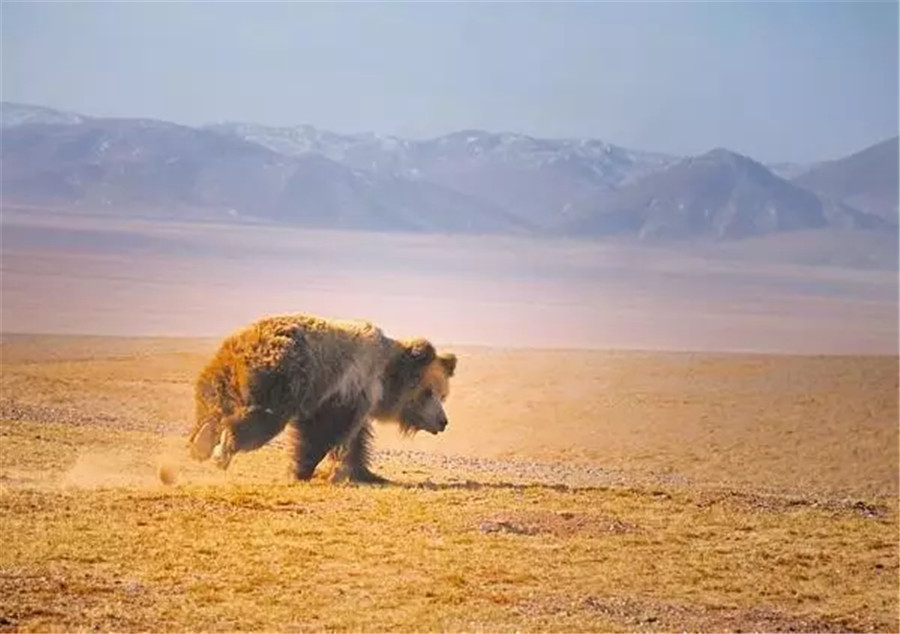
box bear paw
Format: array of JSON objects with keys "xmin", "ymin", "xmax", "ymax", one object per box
[
  {"xmin": 189, "ymin": 421, "xmax": 218, "ymax": 462},
  {"xmin": 339, "ymin": 467, "xmax": 389, "ymax": 485},
  {"xmin": 212, "ymin": 429, "xmax": 235, "ymax": 471}
]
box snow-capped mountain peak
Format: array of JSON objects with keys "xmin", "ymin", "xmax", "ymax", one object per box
[{"xmin": 1, "ymin": 102, "xmax": 86, "ymax": 128}]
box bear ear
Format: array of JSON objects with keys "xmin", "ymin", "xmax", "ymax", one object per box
[
  {"xmin": 438, "ymin": 353, "xmax": 457, "ymax": 377},
  {"xmin": 404, "ymin": 338, "xmax": 436, "ymax": 367}
]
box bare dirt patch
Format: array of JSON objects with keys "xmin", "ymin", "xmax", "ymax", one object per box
[{"xmin": 576, "ymin": 595, "xmax": 856, "ymax": 633}]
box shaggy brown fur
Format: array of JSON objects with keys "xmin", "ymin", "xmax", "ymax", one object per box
[{"xmin": 188, "ymin": 314, "xmax": 457, "ymax": 482}]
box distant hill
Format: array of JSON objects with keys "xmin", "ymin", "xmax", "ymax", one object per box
[
  {"xmin": 793, "ymin": 137, "xmax": 899, "ymax": 222},
  {"xmin": 558, "ymin": 149, "xmax": 888, "ymax": 239},
  {"xmin": 1, "ymin": 102, "xmax": 896, "ymax": 245},
  {"xmin": 0, "ymin": 101, "xmax": 85, "ymax": 128},
  {"xmin": 208, "ymin": 123, "xmax": 678, "ymax": 228},
  {"xmin": 0, "ymin": 114, "xmax": 525, "ymax": 234}
]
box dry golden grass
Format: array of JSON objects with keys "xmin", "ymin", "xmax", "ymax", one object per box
[
  {"xmin": 1, "ymin": 335, "xmax": 898, "ymax": 632},
  {"xmin": 3, "ymin": 335, "xmax": 896, "ymax": 495}
]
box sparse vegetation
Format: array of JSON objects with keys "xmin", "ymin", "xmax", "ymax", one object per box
[{"xmin": 1, "ymin": 336, "xmax": 897, "ymax": 632}]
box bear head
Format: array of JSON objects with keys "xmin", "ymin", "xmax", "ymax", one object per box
[{"xmin": 375, "ymin": 338, "xmax": 457, "ymax": 435}]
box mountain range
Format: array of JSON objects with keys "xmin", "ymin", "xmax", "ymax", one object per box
[{"xmin": 1, "ymin": 101, "xmax": 897, "ymax": 242}]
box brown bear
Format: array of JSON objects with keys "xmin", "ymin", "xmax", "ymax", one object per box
[{"xmin": 188, "ymin": 313, "xmax": 457, "ymax": 482}]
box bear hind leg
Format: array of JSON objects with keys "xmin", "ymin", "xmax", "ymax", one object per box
[
  {"xmin": 189, "ymin": 419, "xmax": 219, "ymax": 462},
  {"xmin": 189, "ymin": 395, "xmax": 227, "ymax": 462},
  {"xmin": 213, "ymin": 406, "xmax": 290, "ymax": 470}
]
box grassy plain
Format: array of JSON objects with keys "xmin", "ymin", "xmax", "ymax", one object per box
[{"xmin": 0, "ymin": 335, "xmax": 897, "ymax": 632}]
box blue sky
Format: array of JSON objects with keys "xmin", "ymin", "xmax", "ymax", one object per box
[{"xmin": 2, "ymin": 1, "xmax": 897, "ymax": 163}]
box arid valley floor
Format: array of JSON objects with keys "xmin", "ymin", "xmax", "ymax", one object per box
[
  {"xmin": 1, "ymin": 212, "xmax": 899, "ymax": 632},
  {"xmin": 1, "ymin": 335, "xmax": 897, "ymax": 633}
]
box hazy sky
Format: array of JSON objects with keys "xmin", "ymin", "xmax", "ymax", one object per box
[{"xmin": 2, "ymin": 2, "xmax": 897, "ymax": 163}]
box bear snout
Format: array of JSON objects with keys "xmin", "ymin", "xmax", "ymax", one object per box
[{"xmin": 423, "ymin": 414, "xmax": 448, "ymax": 435}]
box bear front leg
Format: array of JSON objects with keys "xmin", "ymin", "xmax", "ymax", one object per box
[
  {"xmin": 213, "ymin": 406, "xmax": 290, "ymax": 470},
  {"xmin": 287, "ymin": 421, "xmax": 338, "ymax": 480},
  {"xmin": 288, "ymin": 393, "xmax": 370, "ymax": 481},
  {"xmin": 329, "ymin": 421, "xmax": 387, "ymax": 484}
]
